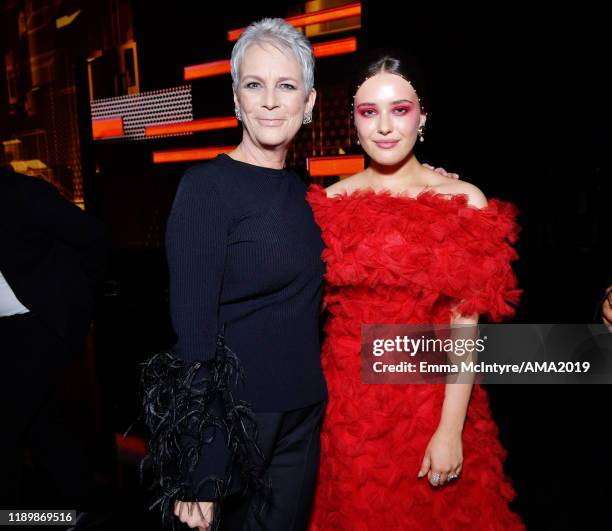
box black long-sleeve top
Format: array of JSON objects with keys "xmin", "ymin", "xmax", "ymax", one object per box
[{"xmin": 166, "ymin": 154, "xmax": 328, "ymax": 412}]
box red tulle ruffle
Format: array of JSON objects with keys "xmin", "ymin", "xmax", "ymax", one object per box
[{"xmin": 306, "ymin": 184, "xmax": 524, "ymax": 530}]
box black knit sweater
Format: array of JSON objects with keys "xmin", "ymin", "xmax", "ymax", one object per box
[
  {"xmin": 140, "ymin": 154, "xmax": 329, "ymax": 511},
  {"xmin": 166, "ymin": 153, "xmax": 328, "ymax": 410}
]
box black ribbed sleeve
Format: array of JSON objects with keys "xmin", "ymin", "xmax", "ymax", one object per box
[{"xmin": 166, "ymin": 167, "xmax": 229, "ymax": 363}]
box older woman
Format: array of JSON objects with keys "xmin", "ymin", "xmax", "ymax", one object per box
[{"xmin": 141, "ymin": 18, "xmax": 324, "ymax": 531}]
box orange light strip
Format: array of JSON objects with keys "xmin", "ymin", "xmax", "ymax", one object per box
[
  {"xmin": 153, "ymin": 146, "xmax": 236, "ymax": 163},
  {"xmin": 184, "ymin": 37, "xmax": 357, "ymax": 81},
  {"xmin": 145, "ymin": 116, "xmax": 238, "ymax": 137},
  {"xmin": 307, "ymin": 154, "xmax": 364, "ymax": 177},
  {"xmin": 313, "ymin": 37, "xmax": 357, "ymax": 58},
  {"xmin": 92, "ymin": 117, "xmax": 123, "ymax": 139},
  {"xmin": 227, "ymin": 2, "xmax": 362, "ymax": 41},
  {"xmin": 184, "ymin": 59, "xmax": 231, "ymax": 81}
]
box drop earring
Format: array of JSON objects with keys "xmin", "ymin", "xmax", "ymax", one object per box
[{"xmin": 418, "ymin": 124, "xmax": 425, "ymax": 143}]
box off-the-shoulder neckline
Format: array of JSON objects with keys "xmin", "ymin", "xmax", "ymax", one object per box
[
  {"xmin": 309, "ymin": 182, "xmax": 478, "ymax": 203},
  {"xmin": 306, "ymin": 183, "xmax": 511, "ymax": 213}
]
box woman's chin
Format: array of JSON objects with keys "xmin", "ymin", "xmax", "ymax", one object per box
[
  {"xmin": 251, "ymin": 124, "xmax": 303, "ymax": 149},
  {"xmin": 257, "ymin": 138, "xmax": 293, "ymax": 151},
  {"xmin": 365, "ymin": 149, "xmax": 411, "ymax": 167}
]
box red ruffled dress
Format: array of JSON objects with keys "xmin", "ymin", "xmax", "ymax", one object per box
[{"xmin": 306, "ymin": 184, "xmax": 524, "ymax": 531}]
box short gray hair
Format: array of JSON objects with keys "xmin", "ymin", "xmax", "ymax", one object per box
[{"xmin": 230, "ymin": 18, "xmax": 315, "ymax": 94}]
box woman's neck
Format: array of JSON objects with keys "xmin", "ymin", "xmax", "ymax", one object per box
[
  {"xmin": 364, "ymin": 152, "xmax": 426, "ymax": 190},
  {"xmin": 229, "ymin": 135, "xmax": 288, "ymax": 170}
]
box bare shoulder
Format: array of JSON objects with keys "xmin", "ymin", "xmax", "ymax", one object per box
[
  {"xmin": 324, "ymin": 172, "xmax": 368, "ymax": 198},
  {"xmin": 435, "ymin": 178, "xmax": 488, "ymax": 209}
]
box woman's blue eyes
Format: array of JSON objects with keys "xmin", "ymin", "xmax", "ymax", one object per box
[{"xmin": 244, "ymin": 82, "xmax": 297, "ymax": 90}]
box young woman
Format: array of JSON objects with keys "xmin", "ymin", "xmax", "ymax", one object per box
[{"xmin": 306, "ymin": 55, "xmax": 524, "ymax": 530}]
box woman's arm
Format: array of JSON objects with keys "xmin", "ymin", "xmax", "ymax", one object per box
[
  {"xmin": 141, "ymin": 167, "xmax": 232, "ymax": 530},
  {"xmin": 438, "ymin": 310, "xmax": 478, "ymax": 434},
  {"xmin": 418, "ymin": 309, "xmax": 477, "ymax": 487},
  {"xmin": 418, "ymin": 184, "xmax": 486, "ymax": 487}
]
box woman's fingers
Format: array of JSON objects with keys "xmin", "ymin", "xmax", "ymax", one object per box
[
  {"xmin": 417, "ymin": 452, "xmax": 431, "ymax": 478},
  {"xmin": 174, "ymin": 501, "xmax": 212, "ymax": 530},
  {"xmin": 176, "ymin": 501, "xmax": 193, "ymax": 526},
  {"xmin": 445, "ymin": 465, "xmax": 462, "ymax": 484},
  {"xmin": 428, "ymin": 468, "xmax": 463, "ymax": 487}
]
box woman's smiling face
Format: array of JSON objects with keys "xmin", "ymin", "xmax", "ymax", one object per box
[
  {"xmin": 354, "ymin": 72, "xmax": 426, "ymax": 166},
  {"xmin": 234, "ymin": 43, "xmax": 315, "ymax": 150}
]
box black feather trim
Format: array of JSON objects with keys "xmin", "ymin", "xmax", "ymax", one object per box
[{"xmin": 136, "ymin": 331, "xmax": 271, "ymax": 530}]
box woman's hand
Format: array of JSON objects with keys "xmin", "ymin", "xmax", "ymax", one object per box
[
  {"xmin": 422, "ymin": 163, "xmax": 460, "ymax": 181},
  {"xmin": 418, "ymin": 426, "xmax": 463, "ymax": 487},
  {"xmin": 174, "ymin": 500, "xmax": 214, "ymax": 530}
]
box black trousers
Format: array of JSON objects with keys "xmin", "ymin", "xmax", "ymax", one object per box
[
  {"xmin": 218, "ymin": 399, "xmax": 326, "ymax": 531},
  {"xmin": 0, "ymin": 313, "xmax": 97, "ymax": 508}
]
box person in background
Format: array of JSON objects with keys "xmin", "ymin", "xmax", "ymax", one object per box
[{"xmin": 0, "ymin": 168, "xmax": 110, "ymax": 526}]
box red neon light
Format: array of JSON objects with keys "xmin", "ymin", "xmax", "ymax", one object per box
[
  {"xmin": 114, "ymin": 433, "xmax": 145, "ymax": 456},
  {"xmin": 227, "ymin": 3, "xmax": 362, "ymax": 41},
  {"xmin": 307, "ymin": 154, "xmax": 364, "ymax": 177},
  {"xmin": 153, "ymin": 146, "xmax": 236, "ymax": 163},
  {"xmin": 184, "ymin": 59, "xmax": 231, "ymax": 80},
  {"xmin": 92, "ymin": 117, "xmax": 123, "ymax": 139},
  {"xmin": 313, "ymin": 37, "xmax": 357, "ymax": 58},
  {"xmin": 184, "ymin": 38, "xmax": 357, "ymax": 81},
  {"xmin": 145, "ymin": 117, "xmax": 238, "ymax": 137}
]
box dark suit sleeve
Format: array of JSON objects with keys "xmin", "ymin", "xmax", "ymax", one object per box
[{"xmin": 28, "ymin": 178, "xmax": 109, "ymax": 287}]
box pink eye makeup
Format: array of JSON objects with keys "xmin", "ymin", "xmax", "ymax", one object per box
[
  {"xmin": 390, "ymin": 104, "xmax": 413, "ymax": 114},
  {"xmin": 355, "ymin": 103, "xmax": 414, "ymax": 118},
  {"xmin": 356, "ymin": 104, "xmax": 377, "ymax": 117}
]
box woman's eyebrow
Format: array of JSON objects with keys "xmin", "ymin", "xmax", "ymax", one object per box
[
  {"xmin": 241, "ymin": 75, "xmax": 300, "ymax": 83},
  {"xmin": 356, "ymin": 99, "xmax": 415, "ymax": 107}
]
